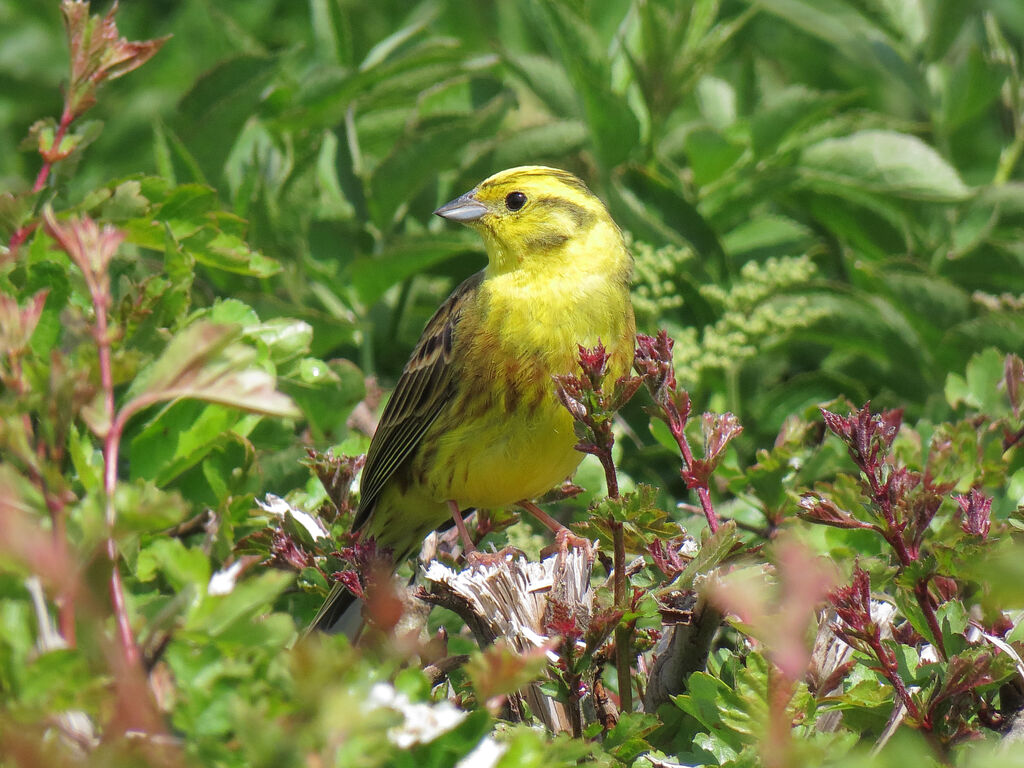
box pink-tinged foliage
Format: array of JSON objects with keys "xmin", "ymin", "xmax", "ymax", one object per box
[
  {"xmin": 797, "ymin": 493, "xmax": 877, "ymax": 530},
  {"xmin": 828, "ymin": 565, "xmax": 875, "ymax": 641},
  {"xmin": 647, "ymin": 537, "xmax": 689, "ymax": 578},
  {"xmin": 820, "ymin": 403, "xmax": 903, "ymax": 470},
  {"xmin": 62, "ymin": 1, "xmax": 169, "ymax": 119},
  {"xmin": 543, "ymin": 596, "xmax": 584, "ymax": 643},
  {"xmin": 42, "ymin": 210, "xmax": 123, "ymax": 307},
  {"xmin": 634, "ymin": 331, "xmax": 741, "ymax": 532},
  {"xmin": 0, "ymin": 290, "xmax": 49, "ymax": 355},
  {"xmin": 714, "ymin": 540, "xmax": 836, "ymax": 682},
  {"xmin": 575, "ymin": 341, "xmax": 609, "ymax": 388},
  {"xmin": 634, "ymin": 331, "xmax": 690, "ymax": 441},
  {"xmin": 271, "ymin": 529, "xmax": 314, "ymax": 572},
  {"xmin": 335, "ymin": 570, "xmax": 365, "ymax": 601},
  {"xmin": 955, "ymin": 489, "xmax": 993, "ymax": 538}
]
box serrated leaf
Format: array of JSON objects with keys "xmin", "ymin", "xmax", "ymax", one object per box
[
  {"xmin": 125, "ymin": 321, "xmax": 299, "ymax": 422},
  {"xmin": 674, "ymin": 521, "xmax": 740, "ymax": 592},
  {"xmin": 944, "ymin": 348, "xmax": 1009, "ymax": 416}
]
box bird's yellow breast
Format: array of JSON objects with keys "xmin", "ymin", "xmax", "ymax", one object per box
[{"xmin": 414, "ymin": 219, "xmax": 634, "ymax": 509}]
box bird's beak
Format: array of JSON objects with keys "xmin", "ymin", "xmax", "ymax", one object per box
[{"xmin": 434, "ymin": 189, "xmax": 487, "ymax": 222}]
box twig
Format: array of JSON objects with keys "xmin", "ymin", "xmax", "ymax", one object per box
[
  {"xmin": 642, "ymin": 590, "xmax": 721, "ymax": 711},
  {"xmin": 423, "ymin": 654, "xmax": 471, "ymax": 687}
]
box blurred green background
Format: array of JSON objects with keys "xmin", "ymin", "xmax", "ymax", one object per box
[
  {"xmin": 4, "ymin": 4, "xmax": 1024, "ymax": 766},
  {"xmin": 4, "ymin": 0, "xmax": 1024, "ymax": 474}
]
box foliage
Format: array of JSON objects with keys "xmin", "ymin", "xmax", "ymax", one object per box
[{"xmin": 2, "ymin": 1, "xmax": 1024, "ymax": 767}]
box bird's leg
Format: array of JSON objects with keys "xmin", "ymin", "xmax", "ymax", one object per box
[
  {"xmin": 447, "ymin": 500, "xmax": 476, "ymax": 552},
  {"xmin": 520, "ymin": 500, "xmax": 594, "ymax": 555},
  {"xmin": 518, "ymin": 500, "xmax": 566, "ymax": 534}
]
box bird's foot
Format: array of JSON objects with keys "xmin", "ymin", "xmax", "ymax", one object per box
[
  {"xmin": 464, "ymin": 546, "xmax": 525, "ymax": 569},
  {"xmin": 541, "ymin": 526, "xmax": 592, "ymax": 560}
]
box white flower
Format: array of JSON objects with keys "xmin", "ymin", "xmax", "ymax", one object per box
[
  {"xmin": 208, "ymin": 559, "xmax": 245, "ymax": 596},
  {"xmin": 256, "ymin": 493, "xmax": 328, "ymax": 540},
  {"xmin": 455, "ymin": 736, "xmax": 508, "ymax": 768},
  {"xmin": 368, "ymin": 682, "xmax": 467, "ymax": 748}
]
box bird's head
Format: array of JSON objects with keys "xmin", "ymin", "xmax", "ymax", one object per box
[{"xmin": 434, "ymin": 166, "xmax": 621, "ymax": 275}]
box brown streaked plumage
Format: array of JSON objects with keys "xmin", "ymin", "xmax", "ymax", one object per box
[{"xmin": 308, "ymin": 166, "xmax": 635, "ymax": 635}]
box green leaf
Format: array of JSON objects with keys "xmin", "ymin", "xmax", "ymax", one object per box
[
  {"xmin": 722, "ymin": 214, "xmax": 814, "ymax": 259},
  {"xmin": 800, "ymin": 130, "xmax": 970, "ymax": 201},
  {"xmin": 489, "ymin": 120, "xmax": 588, "ymax": 169},
  {"xmin": 612, "ymin": 165, "xmax": 727, "ymax": 277},
  {"xmin": 181, "ymin": 227, "xmax": 281, "ymax": 278},
  {"xmin": 348, "ymin": 232, "xmax": 480, "ymax": 306},
  {"xmin": 246, "ymin": 319, "xmax": 314, "ymax": 365},
  {"xmin": 188, "ymin": 570, "xmax": 292, "ymax": 635},
  {"xmin": 746, "ymin": 0, "xmax": 926, "ymax": 101},
  {"xmin": 0, "ymin": 191, "xmax": 41, "ymax": 241},
  {"xmin": 944, "ymin": 348, "xmax": 1010, "ymax": 416},
  {"xmin": 503, "ymin": 53, "xmax": 582, "ymax": 120},
  {"xmin": 673, "ymin": 521, "xmax": 740, "ymax": 592},
  {"xmin": 125, "ymin": 321, "xmax": 300, "ymax": 421},
  {"xmin": 172, "ymin": 55, "xmax": 278, "ymax": 184},
  {"xmin": 749, "ymin": 86, "xmax": 851, "ymax": 157},
  {"xmin": 281, "ymin": 358, "xmax": 365, "ymax": 439},
  {"xmin": 129, "ymin": 400, "xmax": 243, "ymax": 485},
  {"xmin": 532, "ymin": 0, "xmax": 640, "ymax": 168},
  {"xmin": 136, "ymin": 537, "xmax": 210, "ymax": 590},
  {"xmin": 366, "ymin": 96, "xmax": 510, "ymax": 232},
  {"xmin": 114, "ymin": 479, "xmax": 190, "ymax": 534},
  {"xmin": 19, "ymin": 649, "xmax": 90, "ymax": 708}
]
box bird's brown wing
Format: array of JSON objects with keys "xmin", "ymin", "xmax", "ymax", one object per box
[{"xmin": 352, "ymin": 270, "xmax": 484, "ymax": 531}]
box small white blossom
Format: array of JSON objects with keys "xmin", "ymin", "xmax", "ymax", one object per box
[
  {"xmin": 455, "ymin": 736, "xmax": 508, "ymax": 768},
  {"xmin": 368, "ymin": 682, "xmax": 467, "ymax": 748},
  {"xmin": 256, "ymin": 493, "xmax": 328, "ymax": 540},
  {"xmin": 208, "ymin": 560, "xmax": 245, "ymax": 596}
]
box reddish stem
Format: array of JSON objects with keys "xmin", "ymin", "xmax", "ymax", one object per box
[
  {"xmin": 915, "ymin": 579, "xmax": 947, "ymax": 660},
  {"xmin": 697, "ymin": 487, "xmax": 719, "ymax": 533},
  {"xmin": 7, "ymin": 106, "xmax": 75, "ymax": 256},
  {"xmin": 671, "ymin": 422, "xmax": 720, "ymax": 533},
  {"xmin": 867, "ymin": 632, "xmax": 925, "ymax": 725},
  {"xmin": 867, "ymin": 471, "xmax": 947, "ymax": 661},
  {"xmin": 596, "ymin": 443, "xmax": 632, "ymax": 712},
  {"xmin": 764, "ymin": 667, "xmax": 794, "ymax": 768},
  {"xmin": 33, "ymin": 105, "xmax": 74, "ymax": 194},
  {"xmin": 93, "ymin": 282, "xmax": 139, "ymax": 668}
]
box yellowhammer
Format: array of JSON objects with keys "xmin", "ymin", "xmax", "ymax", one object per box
[{"xmin": 309, "ymin": 166, "xmax": 635, "ymax": 633}]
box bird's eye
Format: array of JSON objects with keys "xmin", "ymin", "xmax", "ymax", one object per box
[{"xmin": 504, "ymin": 191, "xmax": 527, "ymax": 212}]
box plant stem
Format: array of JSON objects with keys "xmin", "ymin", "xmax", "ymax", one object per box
[
  {"xmin": 672, "ymin": 424, "xmax": 719, "ymax": 533},
  {"xmin": 563, "ymin": 644, "xmax": 583, "ymax": 739},
  {"xmin": 696, "ymin": 487, "xmax": 719, "ymax": 533},
  {"xmin": 92, "ymin": 280, "xmax": 139, "ymax": 668},
  {"xmin": 868, "ymin": 633, "xmax": 924, "ymax": 725},
  {"xmin": 597, "ymin": 445, "xmax": 632, "ymax": 712},
  {"xmin": 915, "ymin": 578, "xmax": 947, "ymax": 660},
  {"xmin": 33, "ymin": 105, "xmax": 74, "ymax": 194},
  {"xmin": 7, "ymin": 105, "xmax": 75, "ymax": 255},
  {"xmin": 994, "ymin": 132, "xmax": 1024, "ymax": 186},
  {"xmin": 867, "ymin": 473, "xmax": 947, "ymax": 661}
]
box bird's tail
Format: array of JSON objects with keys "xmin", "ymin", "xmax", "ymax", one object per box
[{"xmin": 304, "ymin": 580, "xmax": 363, "ymax": 638}]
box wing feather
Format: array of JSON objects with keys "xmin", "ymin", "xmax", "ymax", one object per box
[{"xmin": 352, "ymin": 271, "xmax": 483, "ymax": 531}]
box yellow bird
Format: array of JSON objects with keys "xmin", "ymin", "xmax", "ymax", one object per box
[{"xmin": 309, "ymin": 166, "xmax": 635, "ymax": 633}]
